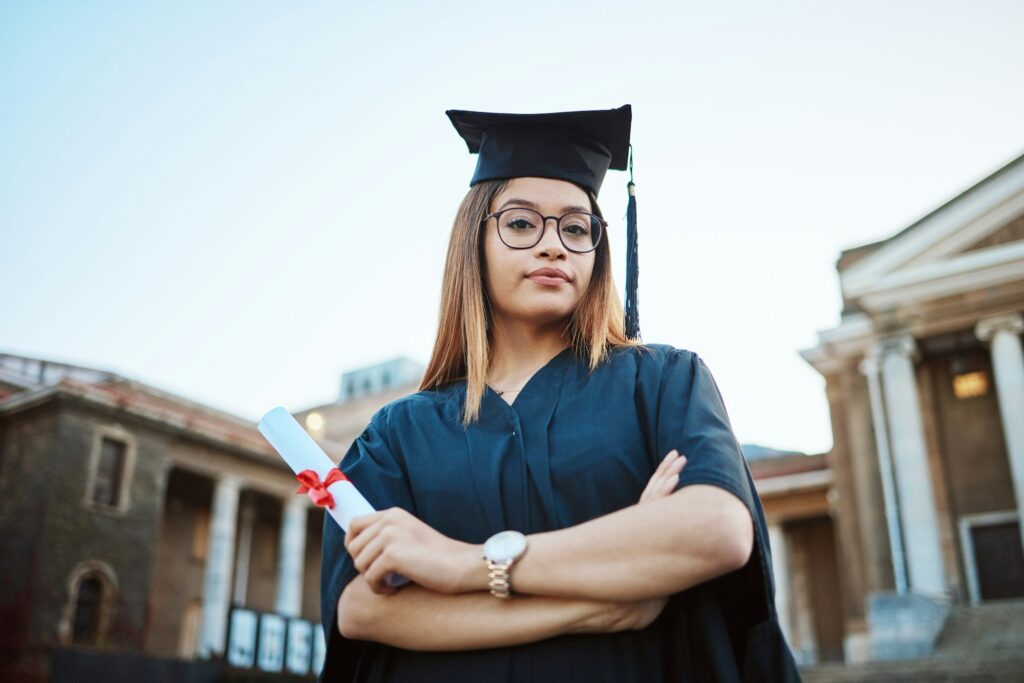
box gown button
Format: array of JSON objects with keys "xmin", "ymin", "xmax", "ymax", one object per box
[{"xmin": 511, "ymin": 430, "xmax": 516, "ymax": 436}]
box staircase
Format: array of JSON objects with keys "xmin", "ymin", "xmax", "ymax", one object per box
[{"xmin": 801, "ymin": 599, "xmax": 1024, "ymax": 682}]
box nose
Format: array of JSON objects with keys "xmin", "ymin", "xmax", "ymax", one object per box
[{"xmin": 534, "ymin": 217, "xmax": 567, "ymax": 260}]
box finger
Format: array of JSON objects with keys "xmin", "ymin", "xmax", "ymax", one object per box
[
  {"xmin": 654, "ymin": 449, "xmax": 679, "ymax": 478},
  {"xmin": 352, "ymin": 532, "xmax": 389, "ymax": 575},
  {"xmin": 346, "ymin": 511, "xmax": 383, "ymax": 542},
  {"xmin": 641, "ymin": 476, "xmax": 667, "ymax": 503},
  {"xmin": 346, "ymin": 516, "xmax": 387, "ymax": 557},
  {"xmin": 640, "ymin": 475, "xmax": 664, "ymax": 503},
  {"xmin": 364, "ymin": 548, "xmax": 401, "ymax": 595},
  {"xmin": 666, "ymin": 454, "xmax": 688, "ymax": 475},
  {"xmin": 642, "ymin": 450, "xmax": 679, "ymax": 501},
  {"xmin": 660, "ymin": 472, "xmax": 679, "ymax": 494}
]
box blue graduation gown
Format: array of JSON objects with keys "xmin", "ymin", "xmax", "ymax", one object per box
[{"xmin": 319, "ymin": 344, "xmax": 801, "ymax": 682}]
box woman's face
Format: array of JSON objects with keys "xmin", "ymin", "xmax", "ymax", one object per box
[{"xmin": 482, "ymin": 176, "xmax": 597, "ymax": 328}]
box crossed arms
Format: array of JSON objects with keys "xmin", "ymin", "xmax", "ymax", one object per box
[{"xmin": 337, "ymin": 450, "xmax": 755, "ymax": 650}]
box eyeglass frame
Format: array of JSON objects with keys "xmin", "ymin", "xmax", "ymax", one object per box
[{"xmin": 480, "ymin": 207, "xmax": 608, "ymax": 254}]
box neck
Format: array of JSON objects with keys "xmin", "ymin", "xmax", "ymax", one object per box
[{"xmin": 487, "ymin": 316, "xmax": 570, "ymax": 389}]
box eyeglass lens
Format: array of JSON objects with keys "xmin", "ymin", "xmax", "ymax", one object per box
[{"xmin": 494, "ymin": 208, "xmax": 602, "ymax": 252}]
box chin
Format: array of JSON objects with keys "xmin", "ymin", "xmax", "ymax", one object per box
[{"xmin": 516, "ymin": 299, "xmax": 578, "ymax": 325}]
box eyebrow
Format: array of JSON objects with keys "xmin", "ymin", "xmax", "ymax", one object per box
[{"xmin": 497, "ymin": 198, "xmax": 591, "ymax": 214}]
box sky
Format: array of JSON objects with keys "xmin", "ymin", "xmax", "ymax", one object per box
[{"xmin": 2, "ymin": 1, "xmax": 1023, "ymax": 455}]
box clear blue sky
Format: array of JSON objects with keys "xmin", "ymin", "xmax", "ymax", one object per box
[{"xmin": 2, "ymin": 1, "xmax": 1023, "ymax": 454}]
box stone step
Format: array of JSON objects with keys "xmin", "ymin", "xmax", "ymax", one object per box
[
  {"xmin": 801, "ymin": 651, "xmax": 1024, "ymax": 683},
  {"xmin": 802, "ymin": 599, "xmax": 1024, "ymax": 683},
  {"xmin": 933, "ymin": 598, "xmax": 1024, "ymax": 655}
]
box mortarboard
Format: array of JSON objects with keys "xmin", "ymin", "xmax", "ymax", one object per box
[{"xmin": 446, "ymin": 105, "xmax": 641, "ymax": 340}]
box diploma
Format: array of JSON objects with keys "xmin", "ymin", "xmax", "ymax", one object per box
[{"xmin": 257, "ymin": 406, "xmax": 408, "ymax": 587}]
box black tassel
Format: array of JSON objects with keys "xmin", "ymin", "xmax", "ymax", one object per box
[{"xmin": 624, "ymin": 145, "xmax": 640, "ymax": 340}]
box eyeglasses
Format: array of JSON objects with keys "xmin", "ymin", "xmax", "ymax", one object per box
[{"xmin": 481, "ymin": 207, "xmax": 606, "ymax": 254}]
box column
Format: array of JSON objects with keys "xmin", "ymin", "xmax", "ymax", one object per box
[
  {"xmin": 198, "ymin": 475, "xmax": 241, "ymax": 658},
  {"xmin": 232, "ymin": 496, "xmax": 257, "ymax": 606},
  {"xmin": 275, "ymin": 495, "xmax": 309, "ymax": 617},
  {"xmin": 859, "ymin": 352, "xmax": 909, "ymax": 595},
  {"xmin": 976, "ymin": 313, "xmax": 1024, "ymax": 547},
  {"xmin": 787, "ymin": 532, "xmax": 818, "ymax": 665},
  {"xmin": 768, "ymin": 524, "xmax": 792, "ymax": 642},
  {"xmin": 878, "ymin": 335, "xmax": 946, "ymax": 596}
]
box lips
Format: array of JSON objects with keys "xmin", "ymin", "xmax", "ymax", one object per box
[{"xmin": 527, "ymin": 267, "xmax": 570, "ymax": 284}]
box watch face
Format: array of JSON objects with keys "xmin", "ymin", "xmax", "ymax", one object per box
[{"xmin": 484, "ymin": 530, "xmax": 527, "ymax": 562}]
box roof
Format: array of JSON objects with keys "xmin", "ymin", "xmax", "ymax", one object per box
[
  {"xmin": 836, "ymin": 149, "xmax": 1024, "ymax": 273},
  {"xmin": 0, "ymin": 352, "xmax": 283, "ymax": 464}
]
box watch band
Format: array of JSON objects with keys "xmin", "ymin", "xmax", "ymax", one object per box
[{"xmin": 487, "ymin": 559, "xmax": 513, "ymax": 598}]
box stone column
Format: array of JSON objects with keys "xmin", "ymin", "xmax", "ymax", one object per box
[
  {"xmin": 198, "ymin": 475, "xmax": 241, "ymax": 658},
  {"xmin": 768, "ymin": 523, "xmax": 792, "ymax": 642},
  {"xmin": 878, "ymin": 335, "xmax": 946, "ymax": 597},
  {"xmin": 859, "ymin": 352, "xmax": 909, "ymax": 595},
  {"xmin": 788, "ymin": 532, "xmax": 818, "ymax": 665},
  {"xmin": 275, "ymin": 495, "xmax": 309, "ymax": 617},
  {"xmin": 232, "ymin": 496, "xmax": 257, "ymax": 606},
  {"xmin": 976, "ymin": 313, "xmax": 1024, "ymax": 548}
]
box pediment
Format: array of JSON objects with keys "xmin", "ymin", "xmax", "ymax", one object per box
[
  {"xmin": 962, "ymin": 212, "xmax": 1024, "ymax": 254},
  {"xmin": 840, "ymin": 154, "xmax": 1024, "ymax": 308}
]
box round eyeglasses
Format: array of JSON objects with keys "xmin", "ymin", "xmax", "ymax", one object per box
[{"xmin": 481, "ymin": 207, "xmax": 606, "ymax": 253}]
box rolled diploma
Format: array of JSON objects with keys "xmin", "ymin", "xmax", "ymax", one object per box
[{"xmin": 257, "ymin": 406, "xmax": 408, "ymax": 587}]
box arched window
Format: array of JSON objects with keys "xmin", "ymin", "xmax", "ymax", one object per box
[
  {"xmin": 60, "ymin": 561, "xmax": 118, "ymax": 647},
  {"xmin": 72, "ymin": 577, "xmax": 103, "ymax": 645}
]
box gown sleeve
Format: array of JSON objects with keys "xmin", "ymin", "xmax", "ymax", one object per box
[
  {"xmin": 318, "ymin": 408, "xmax": 416, "ymax": 683},
  {"xmin": 656, "ymin": 352, "xmax": 750, "ymax": 501},
  {"xmin": 654, "ymin": 349, "xmax": 801, "ymax": 680}
]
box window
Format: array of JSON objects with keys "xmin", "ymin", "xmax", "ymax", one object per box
[
  {"xmin": 91, "ymin": 438, "xmax": 126, "ymax": 506},
  {"xmin": 61, "ymin": 562, "xmax": 117, "ymax": 648},
  {"xmin": 85, "ymin": 428, "xmax": 135, "ymax": 512},
  {"xmin": 72, "ymin": 577, "xmax": 103, "ymax": 645}
]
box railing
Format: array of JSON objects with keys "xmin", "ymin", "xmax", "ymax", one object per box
[{"xmin": 225, "ymin": 606, "xmax": 325, "ymax": 677}]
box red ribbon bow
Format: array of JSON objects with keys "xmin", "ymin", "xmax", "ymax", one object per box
[{"xmin": 295, "ymin": 468, "xmax": 348, "ymax": 510}]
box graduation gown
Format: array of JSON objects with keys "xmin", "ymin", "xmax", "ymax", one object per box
[{"xmin": 319, "ymin": 344, "xmax": 801, "ymax": 682}]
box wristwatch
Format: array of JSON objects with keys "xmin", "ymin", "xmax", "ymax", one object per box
[{"xmin": 482, "ymin": 530, "xmax": 528, "ymax": 598}]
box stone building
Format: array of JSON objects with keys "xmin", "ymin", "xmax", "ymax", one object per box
[
  {"xmin": 0, "ymin": 353, "xmax": 421, "ymax": 682},
  {"xmin": 749, "ymin": 449, "xmax": 842, "ymax": 665},
  {"xmin": 800, "ymin": 151, "xmax": 1024, "ymax": 665}
]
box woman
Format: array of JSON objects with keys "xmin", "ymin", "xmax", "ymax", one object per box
[{"xmin": 319, "ymin": 106, "xmax": 800, "ymax": 682}]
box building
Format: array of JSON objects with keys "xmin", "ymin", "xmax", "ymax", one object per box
[
  {"xmin": 746, "ymin": 448, "xmax": 842, "ymax": 665},
  {"xmin": 800, "ymin": 151, "xmax": 1024, "ymax": 664},
  {"xmin": 0, "ymin": 354, "xmax": 421, "ymax": 682}
]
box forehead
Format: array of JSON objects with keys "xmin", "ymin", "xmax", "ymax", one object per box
[{"xmin": 491, "ymin": 177, "xmax": 590, "ymax": 212}]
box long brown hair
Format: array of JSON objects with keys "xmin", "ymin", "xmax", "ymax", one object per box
[{"xmin": 419, "ymin": 179, "xmax": 641, "ymax": 423}]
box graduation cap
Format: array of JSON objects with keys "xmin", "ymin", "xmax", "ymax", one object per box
[{"xmin": 446, "ymin": 104, "xmax": 641, "ymax": 341}]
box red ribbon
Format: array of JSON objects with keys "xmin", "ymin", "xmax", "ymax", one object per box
[{"xmin": 295, "ymin": 468, "xmax": 348, "ymax": 510}]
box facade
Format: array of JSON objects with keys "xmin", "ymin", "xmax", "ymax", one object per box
[
  {"xmin": 800, "ymin": 152, "xmax": 1024, "ymax": 662},
  {"xmin": 0, "ymin": 354, "xmax": 427, "ymax": 682},
  {"xmin": 749, "ymin": 450, "xmax": 842, "ymax": 666}
]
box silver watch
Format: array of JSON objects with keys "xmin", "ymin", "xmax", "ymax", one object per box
[{"xmin": 482, "ymin": 530, "xmax": 528, "ymax": 598}]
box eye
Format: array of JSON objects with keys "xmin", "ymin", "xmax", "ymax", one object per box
[
  {"xmin": 501, "ymin": 209, "xmax": 540, "ymax": 231},
  {"xmin": 505, "ymin": 218, "xmax": 536, "ymax": 231},
  {"xmin": 561, "ymin": 221, "xmax": 590, "ymax": 236}
]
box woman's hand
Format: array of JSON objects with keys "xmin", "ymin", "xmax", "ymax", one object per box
[
  {"xmin": 603, "ymin": 449, "xmax": 688, "ymax": 629},
  {"xmin": 345, "ymin": 508, "xmax": 479, "ymax": 595},
  {"xmin": 639, "ymin": 449, "xmax": 687, "ymax": 503}
]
